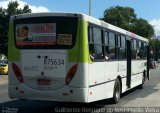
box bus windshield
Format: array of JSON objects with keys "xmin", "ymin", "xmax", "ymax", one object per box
[{"xmin": 14, "ymin": 16, "xmax": 78, "ymax": 49}]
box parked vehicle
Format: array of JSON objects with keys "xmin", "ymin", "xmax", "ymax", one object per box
[
  {"xmin": 0, "ymin": 59, "xmax": 8, "ymax": 64},
  {"xmin": 0, "ymin": 63, "xmax": 8, "ymax": 75}
]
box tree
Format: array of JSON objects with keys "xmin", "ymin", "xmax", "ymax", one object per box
[
  {"xmin": 101, "ymin": 6, "xmax": 154, "ymax": 39},
  {"xmin": 149, "ymin": 39, "xmax": 160, "ymax": 60},
  {"xmin": 132, "ymin": 18, "xmax": 154, "ymax": 39},
  {"xmin": 0, "ymin": 1, "xmax": 31, "ymax": 57},
  {"xmin": 102, "ymin": 6, "xmax": 136, "ymax": 31}
]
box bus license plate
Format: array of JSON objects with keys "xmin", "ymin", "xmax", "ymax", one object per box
[{"xmin": 37, "ymin": 78, "xmax": 51, "ymax": 85}]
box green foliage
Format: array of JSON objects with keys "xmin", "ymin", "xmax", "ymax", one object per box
[
  {"xmin": 101, "ymin": 6, "xmax": 154, "ymax": 39},
  {"xmin": 0, "ymin": 1, "xmax": 31, "ymax": 57},
  {"xmin": 149, "ymin": 39, "xmax": 160, "ymax": 60},
  {"xmin": 131, "ymin": 18, "xmax": 154, "ymax": 39},
  {"xmin": 102, "ymin": 6, "xmax": 136, "ymax": 30}
]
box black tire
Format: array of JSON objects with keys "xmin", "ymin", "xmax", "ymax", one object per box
[
  {"xmin": 138, "ymin": 81, "xmax": 144, "ymax": 89},
  {"xmin": 112, "ymin": 79, "xmax": 121, "ymax": 104},
  {"xmin": 20, "ymin": 99, "xmax": 27, "ymax": 101}
]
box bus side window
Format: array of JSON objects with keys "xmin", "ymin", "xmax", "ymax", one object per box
[
  {"xmin": 109, "ymin": 46, "xmax": 116, "ymax": 59},
  {"xmin": 89, "ymin": 44, "xmax": 95, "ymax": 61},
  {"xmin": 93, "ymin": 27, "xmax": 103, "ymax": 60},
  {"xmin": 136, "ymin": 40, "xmax": 141, "ymax": 60},
  {"xmin": 132, "ymin": 39, "xmax": 137, "ymax": 59},
  {"xmin": 88, "ymin": 26, "xmax": 103, "ymax": 61},
  {"xmin": 118, "ymin": 35, "xmax": 126, "ymax": 59},
  {"xmin": 136, "ymin": 49, "xmax": 141, "ymax": 60},
  {"xmin": 88, "ymin": 26, "xmax": 93, "ymax": 43},
  {"xmin": 88, "ymin": 26, "xmax": 94, "ymax": 61},
  {"xmin": 104, "ymin": 31, "xmax": 109, "ymax": 60},
  {"xmin": 139, "ymin": 41, "xmax": 145, "ymax": 59},
  {"xmin": 108, "ymin": 32, "xmax": 116, "ymax": 60}
]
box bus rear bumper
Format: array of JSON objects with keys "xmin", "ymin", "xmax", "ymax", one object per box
[{"xmin": 8, "ymin": 84, "xmax": 88, "ymax": 103}]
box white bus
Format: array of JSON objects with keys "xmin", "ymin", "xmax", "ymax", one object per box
[{"xmin": 8, "ymin": 13, "xmax": 150, "ymax": 103}]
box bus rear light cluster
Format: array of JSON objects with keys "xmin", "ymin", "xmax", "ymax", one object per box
[
  {"xmin": 66, "ymin": 64, "xmax": 78, "ymax": 85},
  {"xmin": 12, "ymin": 63, "xmax": 24, "ymax": 83}
]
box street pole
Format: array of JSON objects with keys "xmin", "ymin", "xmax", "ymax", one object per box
[
  {"xmin": 89, "ymin": 0, "xmax": 91, "ymax": 16},
  {"xmin": 154, "ymin": 34, "xmax": 156, "ymax": 60}
]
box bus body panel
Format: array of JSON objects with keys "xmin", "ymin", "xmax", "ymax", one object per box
[
  {"xmin": 9, "ymin": 84, "xmax": 88, "ymax": 102},
  {"xmin": 117, "ymin": 61, "xmax": 127, "ymax": 93},
  {"xmin": 88, "ymin": 61, "xmax": 127, "ymax": 102},
  {"xmin": 131, "ymin": 60, "xmax": 146, "ymax": 87},
  {"xmin": 8, "ymin": 13, "xmax": 90, "ymax": 102},
  {"xmin": 88, "ymin": 62, "xmax": 105, "ymax": 86},
  {"xmin": 88, "ymin": 84, "xmax": 105, "ymax": 102},
  {"xmin": 104, "ymin": 61, "xmax": 119, "ymax": 98},
  {"xmin": 68, "ymin": 63, "xmax": 89, "ymax": 88},
  {"xmin": 21, "ymin": 50, "xmax": 68, "ymax": 90},
  {"xmin": 88, "ymin": 62, "xmax": 105, "ymax": 102},
  {"xmin": 9, "ymin": 62, "xmax": 89, "ymax": 102},
  {"xmin": 132, "ymin": 60, "xmax": 146, "ymax": 75}
]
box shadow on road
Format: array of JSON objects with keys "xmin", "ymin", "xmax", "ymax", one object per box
[
  {"xmin": 0, "ymin": 82, "xmax": 159, "ymax": 113},
  {"xmin": 0, "ymin": 99, "xmax": 56, "ymax": 113},
  {"xmin": 0, "ymin": 99, "xmax": 119, "ymax": 113},
  {"xmin": 0, "ymin": 86, "xmax": 157, "ymax": 113}
]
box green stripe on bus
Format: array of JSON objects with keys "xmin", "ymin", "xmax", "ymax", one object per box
[
  {"xmin": 68, "ymin": 20, "xmax": 92, "ymax": 63},
  {"xmin": 8, "ymin": 23, "xmax": 20, "ymax": 61},
  {"xmin": 68, "ymin": 20, "xmax": 81, "ymax": 62}
]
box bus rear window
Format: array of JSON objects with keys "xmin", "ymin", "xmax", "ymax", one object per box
[{"xmin": 14, "ymin": 17, "xmax": 78, "ymax": 49}]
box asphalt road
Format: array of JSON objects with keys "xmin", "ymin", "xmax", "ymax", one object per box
[{"xmin": 0, "ymin": 67, "xmax": 160, "ymax": 113}]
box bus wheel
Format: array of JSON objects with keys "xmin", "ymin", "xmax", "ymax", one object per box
[{"xmin": 112, "ymin": 79, "xmax": 121, "ymax": 104}]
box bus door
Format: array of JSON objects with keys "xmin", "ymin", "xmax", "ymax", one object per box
[
  {"xmin": 126, "ymin": 40, "xmax": 131, "ymax": 88},
  {"xmin": 146, "ymin": 45, "xmax": 150, "ymax": 80}
]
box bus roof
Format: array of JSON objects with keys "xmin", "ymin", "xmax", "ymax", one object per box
[
  {"xmin": 11, "ymin": 12, "xmax": 148, "ymax": 42},
  {"xmin": 81, "ymin": 13, "xmax": 148, "ymax": 42}
]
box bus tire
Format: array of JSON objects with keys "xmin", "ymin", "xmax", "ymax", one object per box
[
  {"xmin": 20, "ymin": 99, "xmax": 27, "ymax": 101},
  {"xmin": 138, "ymin": 80, "xmax": 144, "ymax": 89},
  {"xmin": 112, "ymin": 79, "xmax": 121, "ymax": 104}
]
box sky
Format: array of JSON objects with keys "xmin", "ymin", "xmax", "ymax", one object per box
[{"xmin": 0, "ymin": 0, "xmax": 160, "ymax": 36}]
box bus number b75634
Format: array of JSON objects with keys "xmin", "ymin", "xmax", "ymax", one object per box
[{"xmin": 44, "ymin": 58, "xmax": 65, "ymax": 66}]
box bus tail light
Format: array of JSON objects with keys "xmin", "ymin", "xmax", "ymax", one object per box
[
  {"xmin": 66, "ymin": 64, "xmax": 78, "ymax": 85},
  {"xmin": 12, "ymin": 63, "xmax": 24, "ymax": 83}
]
